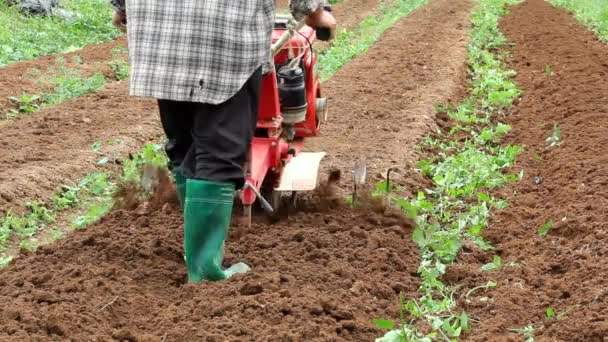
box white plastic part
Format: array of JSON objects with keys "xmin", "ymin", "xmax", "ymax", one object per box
[{"xmin": 275, "ymin": 152, "xmax": 326, "ymax": 191}]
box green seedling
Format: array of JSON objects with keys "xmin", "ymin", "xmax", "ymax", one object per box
[
  {"xmin": 19, "ymin": 239, "xmax": 38, "ymax": 252},
  {"xmin": 545, "ymin": 65, "xmax": 553, "ymax": 74},
  {"xmin": 507, "ymin": 261, "xmax": 523, "ymax": 267},
  {"xmin": 5, "ymin": 64, "xmax": 107, "ymax": 119},
  {"xmin": 509, "ymin": 324, "xmax": 542, "ymax": 342},
  {"xmin": 48, "ymin": 229, "xmax": 64, "ymax": 241},
  {"xmin": 538, "ymin": 220, "xmax": 553, "ymax": 236},
  {"xmin": 92, "ymin": 141, "xmax": 102, "ymax": 153},
  {"xmin": 546, "ymin": 122, "xmax": 561, "ymax": 147},
  {"xmin": 0, "ymin": 255, "xmax": 13, "ymax": 267},
  {"xmin": 546, "ymin": 307, "xmax": 556, "ymax": 318},
  {"xmin": 7, "ymin": 93, "xmax": 41, "ymax": 117},
  {"xmin": 481, "ymin": 255, "xmax": 502, "ymax": 271},
  {"xmin": 109, "ymin": 58, "xmax": 130, "ymax": 81},
  {"xmin": 465, "ymin": 281, "xmax": 497, "ymax": 302}
]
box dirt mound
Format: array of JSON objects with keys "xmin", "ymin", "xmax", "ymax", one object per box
[{"xmin": 453, "ymin": 0, "xmax": 608, "ymax": 341}]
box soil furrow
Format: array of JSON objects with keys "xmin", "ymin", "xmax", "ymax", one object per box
[
  {"xmin": 452, "ymin": 0, "xmax": 608, "ymax": 340},
  {"xmin": 310, "ymin": 0, "xmax": 470, "ymax": 193},
  {"xmin": 0, "ymin": 0, "xmax": 472, "ymax": 340}
]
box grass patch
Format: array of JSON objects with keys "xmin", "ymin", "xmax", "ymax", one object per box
[
  {"xmin": 374, "ymin": 0, "xmax": 523, "ymax": 340},
  {"xmin": 4, "ymin": 59, "xmax": 107, "ymax": 120},
  {"xmin": 0, "ymin": 0, "xmax": 120, "ymax": 66},
  {"xmin": 548, "ymin": 0, "xmax": 608, "ymax": 41},
  {"xmin": 0, "ymin": 143, "xmax": 167, "ymax": 263},
  {"xmin": 318, "ymin": 0, "xmax": 428, "ymax": 81}
]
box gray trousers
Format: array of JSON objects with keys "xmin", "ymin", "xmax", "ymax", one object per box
[{"xmin": 158, "ymin": 68, "xmax": 261, "ymax": 189}]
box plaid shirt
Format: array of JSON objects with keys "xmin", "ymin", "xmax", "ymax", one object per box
[{"xmin": 110, "ymin": 0, "xmax": 323, "ymax": 104}]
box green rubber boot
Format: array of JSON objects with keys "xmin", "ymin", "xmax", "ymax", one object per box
[
  {"xmin": 184, "ymin": 179, "xmax": 250, "ymax": 282},
  {"xmin": 172, "ymin": 169, "xmax": 186, "ymax": 207}
]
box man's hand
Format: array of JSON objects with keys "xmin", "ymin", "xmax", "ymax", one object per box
[
  {"xmin": 112, "ymin": 11, "xmax": 127, "ymax": 33},
  {"xmin": 305, "ymin": 8, "xmax": 336, "ymax": 41}
]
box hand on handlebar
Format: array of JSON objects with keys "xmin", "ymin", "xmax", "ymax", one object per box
[{"xmin": 305, "ymin": 7, "xmax": 336, "ymax": 41}]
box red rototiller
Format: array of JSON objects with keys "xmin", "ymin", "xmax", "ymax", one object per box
[{"xmin": 240, "ymin": 16, "xmax": 329, "ymax": 222}]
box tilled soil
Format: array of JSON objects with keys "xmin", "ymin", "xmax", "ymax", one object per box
[
  {"xmin": 452, "ymin": 1, "xmax": 608, "ymax": 341},
  {"xmin": 0, "ymin": 0, "xmax": 473, "ymax": 340}
]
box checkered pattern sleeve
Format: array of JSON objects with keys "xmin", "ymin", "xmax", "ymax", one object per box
[
  {"xmin": 110, "ymin": 0, "xmax": 125, "ymax": 13},
  {"xmin": 290, "ymin": 0, "xmax": 327, "ymax": 20}
]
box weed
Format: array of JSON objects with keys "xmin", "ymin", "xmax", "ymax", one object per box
[
  {"xmin": 465, "ymin": 280, "xmax": 497, "ymax": 301},
  {"xmin": 41, "ymin": 69, "xmax": 106, "ymax": 106},
  {"xmin": 48, "ymin": 229, "xmax": 64, "ymax": 241},
  {"xmin": 538, "ymin": 220, "xmax": 553, "ymax": 236},
  {"xmin": 545, "ymin": 65, "xmax": 553, "ymax": 75},
  {"xmin": 3, "ymin": 64, "xmax": 107, "ymax": 120},
  {"xmin": 0, "ymin": 256, "xmax": 13, "ymax": 267},
  {"xmin": 546, "ymin": 122, "xmax": 561, "ymax": 147},
  {"xmin": 109, "ymin": 58, "xmax": 129, "ymax": 81},
  {"xmin": 19, "ymin": 239, "xmax": 38, "ymax": 252},
  {"xmin": 546, "ymin": 307, "xmax": 556, "ymax": 318},
  {"xmin": 91, "ymin": 141, "xmax": 102, "ymax": 152},
  {"xmin": 480, "ymin": 255, "xmax": 502, "ymax": 271},
  {"xmin": 509, "ymin": 324, "xmax": 542, "ymax": 342},
  {"xmin": 7, "ymin": 93, "xmax": 41, "ymax": 118}
]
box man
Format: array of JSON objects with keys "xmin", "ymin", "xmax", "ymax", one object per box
[{"xmin": 110, "ymin": 1, "xmax": 336, "ymax": 283}]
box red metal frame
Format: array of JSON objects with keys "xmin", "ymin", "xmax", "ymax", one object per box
[{"xmin": 241, "ymin": 24, "xmax": 322, "ymax": 206}]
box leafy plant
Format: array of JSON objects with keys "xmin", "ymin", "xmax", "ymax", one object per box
[
  {"xmin": 538, "ymin": 220, "xmax": 553, "ymax": 236},
  {"xmin": 109, "ymin": 58, "xmax": 129, "ymax": 81},
  {"xmin": 41, "ymin": 68, "xmax": 106, "ymax": 105},
  {"xmin": 3, "ymin": 64, "xmax": 107, "ymax": 120},
  {"xmin": 546, "ymin": 307, "xmax": 556, "ymax": 318},
  {"xmin": 7, "ymin": 93, "xmax": 41, "ymax": 117},
  {"xmin": 0, "ymin": 255, "xmax": 13, "ymax": 267},
  {"xmin": 509, "ymin": 324, "xmax": 542, "ymax": 342},
  {"xmin": 481, "ymin": 255, "xmax": 502, "ymax": 271},
  {"xmin": 546, "ymin": 122, "xmax": 561, "ymax": 147}
]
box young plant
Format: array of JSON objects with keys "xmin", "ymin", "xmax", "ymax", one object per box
[
  {"xmin": 109, "ymin": 58, "xmax": 130, "ymax": 81},
  {"xmin": 509, "ymin": 324, "xmax": 542, "ymax": 342},
  {"xmin": 6, "ymin": 93, "xmax": 41, "ymax": 118},
  {"xmin": 546, "ymin": 122, "xmax": 561, "ymax": 147},
  {"xmin": 481, "ymin": 255, "xmax": 502, "ymax": 271},
  {"xmin": 538, "ymin": 220, "xmax": 553, "ymax": 236}
]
